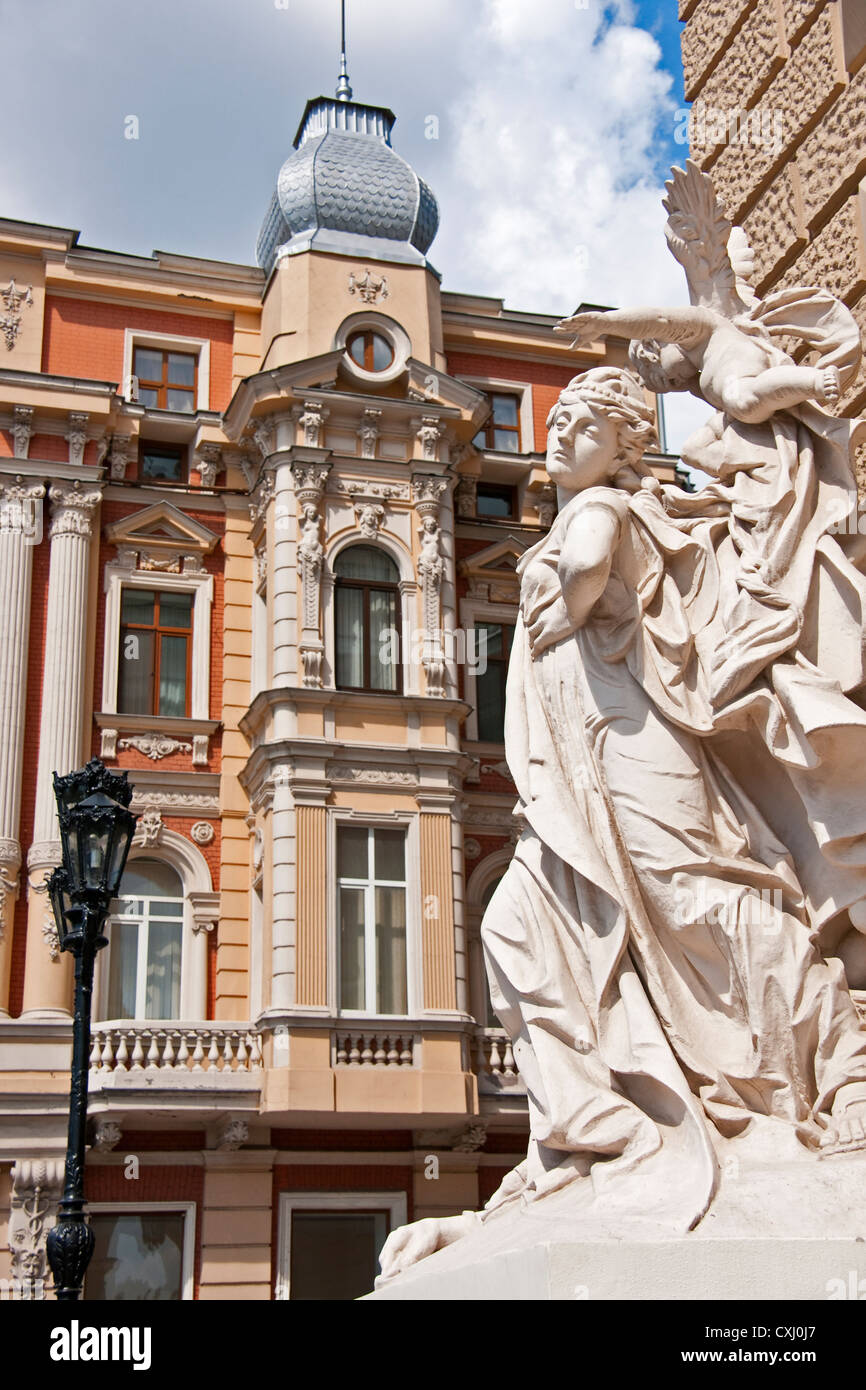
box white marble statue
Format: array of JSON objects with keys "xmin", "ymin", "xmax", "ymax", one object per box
[{"xmin": 377, "ymin": 160, "xmax": 866, "ymax": 1287}]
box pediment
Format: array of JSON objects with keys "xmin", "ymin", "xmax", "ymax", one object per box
[
  {"xmin": 459, "ymin": 536, "xmax": 527, "ymax": 580},
  {"xmin": 105, "ymin": 502, "xmax": 219, "ymax": 556},
  {"xmin": 406, "ymin": 359, "xmax": 488, "ymax": 427}
]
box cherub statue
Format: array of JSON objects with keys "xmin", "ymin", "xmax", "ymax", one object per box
[{"xmin": 554, "ymin": 160, "xmax": 861, "ymax": 426}]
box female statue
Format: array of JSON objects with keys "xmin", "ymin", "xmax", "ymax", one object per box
[{"xmin": 378, "ymin": 163, "xmax": 866, "ymax": 1285}]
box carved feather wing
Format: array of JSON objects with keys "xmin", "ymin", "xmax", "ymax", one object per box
[{"xmin": 663, "ymin": 160, "xmax": 754, "ymax": 313}]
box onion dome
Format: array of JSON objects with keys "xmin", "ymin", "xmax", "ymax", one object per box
[{"xmin": 256, "ymin": 95, "xmax": 440, "ymax": 274}]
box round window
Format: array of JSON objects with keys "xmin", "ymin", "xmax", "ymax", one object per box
[{"xmin": 346, "ymin": 329, "xmax": 394, "ymax": 373}]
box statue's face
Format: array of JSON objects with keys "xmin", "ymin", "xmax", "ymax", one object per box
[{"xmin": 546, "ymin": 400, "xmax": 619, "ymax": 491}]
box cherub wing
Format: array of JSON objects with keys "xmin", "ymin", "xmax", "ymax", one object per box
[{"xmin": 663, "ymin": 160, "xmax": 756, "ymax": 314}]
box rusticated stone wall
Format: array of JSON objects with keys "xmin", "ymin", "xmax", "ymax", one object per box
[{"xmin": 678, "ymin": 0, "xmax": 866, "ymax": 418}]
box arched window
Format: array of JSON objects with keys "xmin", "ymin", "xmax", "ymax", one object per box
[
  {"xmin": 334, "ymin": 545, "xmax": 401, "ymax": 693},
  {"xmin": 105, "ymin": 859, "xmax": 185, "ymax": 1019}
]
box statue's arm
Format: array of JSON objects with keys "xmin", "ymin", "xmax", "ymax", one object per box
[
  {"xmin": 558, "ymin": 503, "xmax": 621, "ymax": 630},
  {"xmin": 555, "ymin": 305, "xmax": 714, "ymax": 350}
]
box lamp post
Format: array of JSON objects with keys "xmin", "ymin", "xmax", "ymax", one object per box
[{"xmin": 45, "ymin": 758, "xmax": 137, "ymax": 1301}]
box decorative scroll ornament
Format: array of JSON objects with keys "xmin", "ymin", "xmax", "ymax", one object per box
[
  {"xmin": 348, "ymin": 268, "xmax": 389, "ymax": 304},
  {"xmin": 11, "ymin": 405, "xmax": 33, "ymax": 459},
  {"xmin": 296, "ymin": 401, "xmax": 330, "ymax": 448},
  {"xmin": 534, "ymin": 483, "xmax": 557, "ymax": 529},
  {"xmin": 249, "ymin": 470, "xmax": 275, "ymax": 526},
  {"xmin": 194, "ymin": 443, "xmax": 223, "ymax": 488},
  {"xmin": 118, "ymin": 734, "xmax": 192, "ymax": 762},
  {"xmin": 415, "ymin": 416, "xmax": 444, "ymax": 462},
  {"xmin": 216, "ymin": 1117, "xmax": 249, "ymax": 1151},
  {"xmin": 454, "ymin": 475, "xmax": 477, "ymax": 518},
  {"xmin": 91, "ymin": 1119, "xmax": 122, "ymax": 1152},
  {"xmin": 65, "ymin": 412, "xmax": 89, "ymax": 469},
  {"xmin": 1, "ymin": 279, "xmax": 33, "ymax": 351},
  {"xmin": 252, "ymin": 419, "xmax": 275, "ymax": 461},
  {"xmin": 357, "ymin": 408, "xmax": 382, "ymax": 459},
  {"xmin": 9, "ymin": 1159, "xmax": 64, "ymax": 1300},
  {"xmin": 108, "ymin": 435, "xmax": 133, "ymax": 481},
  {"xmin": 136, "ymin": 806, "xmax": 164, "ymax": 846}
]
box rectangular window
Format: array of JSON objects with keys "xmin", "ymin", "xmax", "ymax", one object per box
[
  {"xmin": 476, "ymin": 483, "xmax": 516, "ymax": 519},
  {"xmin": 118, "ymin": 588, "xmax": 193, "ymax": 718},
  {"xmin": 337, "ymin": 825, "xmax": 407, "ymax": 1015},
  {"xmin": 139, "ymin": 440, "xmax": 187, "ymax": 485},
  {"xmin": 84, "ymin": 1210, "xmax": 188, "ymax": 1300},
  {"xmin": 475, "ymin": 621, "xmax": 515, "ymax": 742},
  {"xmin": 134, "ymin": 346, "xmax": 197, "ymax": 413},
  {"xmin": 474, "ymin": 393, "xmax": 521, "ymax": 453},
  {"xmin": 289, "ymin": 1209, "xmax": 391, "ymax": 1301}
]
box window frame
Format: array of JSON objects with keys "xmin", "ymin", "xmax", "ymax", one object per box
[
  {"xmin": 95, "ymin": 838, "xmax": 215, "ymax": 1022},
  {"xmin": 84, "ymin": 1202, "xmax": 196, "ymax": 1301},
  {"xmin": 103, "ymin": 861, "xmax": 186, "ymax": 1021},
  {"xmin": 133, "ymin": 347, "xmax": 198, "ymax": 414},
  {"xmin": 473, "ymin": 618, "xmax": 515, "ymax": 744},
  {"xmin": 328, "ymin": 809, "xmax": 421, "ymax": 1019},
  {"xmin": 102, "ymin": 567, "xmax": 214, "ymax": 721},
  {"xmin": 333, "ymin": 550, "xmax": 403, "ymax": 695},
  {"xmin": 475, "ymin": 481, "xmax": 517, "ymax": 520},
  {"xmin": 137, "ymin": 439, "xmax": 189, "ymax": 487},
  {"xmin": 275, "ymin": 1192, "xmax": 408, "ymax": 1301},
  {"xmin": 473, "ymin": 392, "xmax": 523, "ymax": 453},
  {"xmin": 123, "ymin": 329, "xmax": 211, "ymax": 412},
  {"xmin": 459, "ymin": 597, "xmax": 519, "ymax": 743},
  {"xmin": 336, "ymin": 824, "xmax": 409, "ymax": 1017},
  {"xmin": 118, "ymin": 586, "xmax": 194, "ymax": 720},
  {"xmin": 345, "ymin": 328, "xmax": 395, "ymax": 374}
]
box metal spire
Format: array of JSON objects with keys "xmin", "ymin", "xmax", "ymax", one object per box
[{"xmin": 336, "ymin": 0, "xmax": 353, "ymax": 101}]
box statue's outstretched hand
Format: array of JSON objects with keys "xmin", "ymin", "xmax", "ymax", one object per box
[
  {"xmin": 375, "ymin": 1212, "xmax": 479, "ymax": 1287},
  {"xmin": 553, "ymin": 311, "xmax": 606, "ymax": 346}
]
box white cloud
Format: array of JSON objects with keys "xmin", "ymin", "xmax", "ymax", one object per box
[{"xmin": 432, "ymin": 0, "xmax": 687, "ymax": 316}]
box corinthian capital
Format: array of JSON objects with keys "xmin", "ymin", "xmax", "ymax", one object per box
[
  {"xmin": 48, "ymin": 482, "xmax": 102, "ymax": 539},
  {"xmin": 0, "ymin": 478, "xmax": 44, "ymax": 539}
]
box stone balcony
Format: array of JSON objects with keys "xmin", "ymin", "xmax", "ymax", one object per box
[{"xmin": 88, "ymin": 1022, "xmax": 263, "ymax": 1091}]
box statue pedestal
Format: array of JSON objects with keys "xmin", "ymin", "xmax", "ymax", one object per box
[{"xmin": 367, "ymin": 1140, "xmax": 866, "ymax": 1301}]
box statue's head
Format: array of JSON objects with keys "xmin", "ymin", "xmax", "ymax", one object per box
[{"xmin": 545, "ymin": 367, "xmax": 657, "ymax": 494}]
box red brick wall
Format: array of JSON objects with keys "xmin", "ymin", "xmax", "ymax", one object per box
[
  {"xmin": 446, "ymin": 350, "xmax": 577, "ymax": 451},
  {"xmin": 86, "ymin": 1162, "xmax": 205, "ymax": 1298},
  {"xmin": 42, "ymin": 297, "xmax": 235, "ymax": 411}
]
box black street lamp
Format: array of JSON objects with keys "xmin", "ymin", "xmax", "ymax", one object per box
[{"xmin": 45, "ymin": 758, "xmax": 137, "ymax": 1301}]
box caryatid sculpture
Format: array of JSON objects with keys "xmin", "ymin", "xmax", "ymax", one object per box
[{"xmin": 378, "ymin": 160, "xmax": 866, "ymax": 1284}]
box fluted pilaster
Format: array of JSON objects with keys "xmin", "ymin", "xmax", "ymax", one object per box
[
  {"xmin": 0, "ymin": 480, "xmax": 43, "ymax": 1014},
  {"xmin": 22, "ymin": 483, "xmax": 101, "ymax": 1017}
]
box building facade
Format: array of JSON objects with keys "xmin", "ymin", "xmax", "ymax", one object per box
[{"xmin": 0, "ymin": 78, "xmax": 680, "ymax": 1300}]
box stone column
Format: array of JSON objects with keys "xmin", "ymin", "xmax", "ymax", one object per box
[
  {"xmin": 0, "ymin": 480, "xmax": 44, "ymax": 1015},
  {"xmin": 22, "ymin": 483, "xmax": 101, "ymax": 1019}
]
